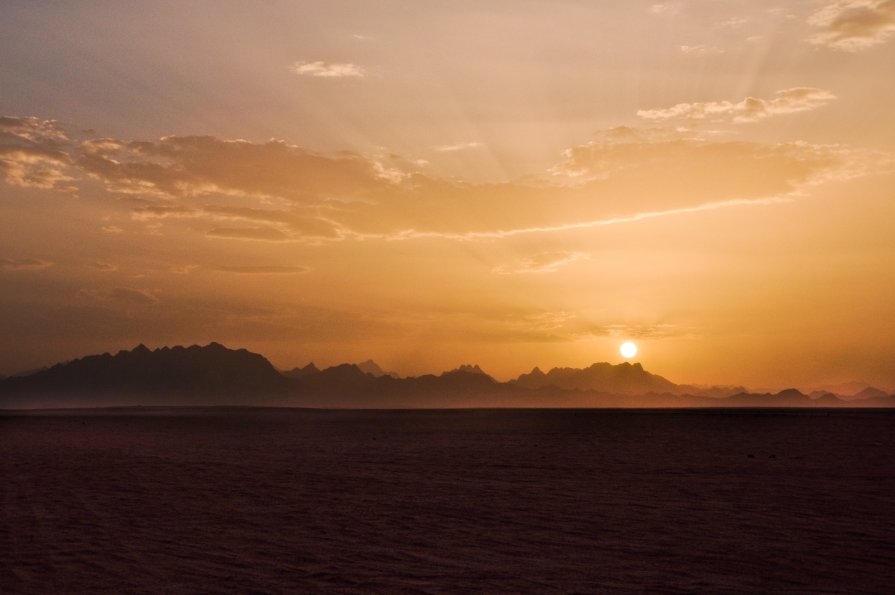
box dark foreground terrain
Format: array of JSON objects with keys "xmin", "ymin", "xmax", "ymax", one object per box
[{"xmin": 2, "ymin": 408, "xmax": 893, "ymax": 593}]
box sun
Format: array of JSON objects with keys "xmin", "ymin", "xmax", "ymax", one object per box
[{"xmin": 620, "ymin": 341, "xmax": 638, "ymax": 359}]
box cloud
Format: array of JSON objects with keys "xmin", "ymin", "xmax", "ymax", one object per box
[
  {"xmin": 171, "ymin": 264, "xmax": 199, "ymax": 275},
  {"xmin": 79, "ymin": 135, "xmax": 389, "ymax": 202},
  {"xmin": 206, "ymin": 227, "xmax": 292, "ymax": 242},
  {"xmin": 494, "ymin": 251, "xmax": 591, "ymax": 275},
  {"xmin": 216, "ymin": 265, "xmax": 310, "ymax": 275},
  {"xmin": 348, "ymin": 136, "xmax": 859, "ymax": 240},
  {"xmin": 291, "ymin": 61, "xmax": 365, "ymax": 78},
  {"xmin": 649, "ymin": 3, "xmax": 680, "ymax": 16},
  {"xmin": 90, "ymin": 261, "xmax": 118, "ymax": 272},
  {"xmin": 0, "ymin": 258, "xmax": 54, "ymax": 271},
  {"xmin": 83, "ymin": 287, "xmax": 159, "ymax": 305},
  {"xmin": 0, "ymin": 116, "xmax": 67, "ymax": 143},
  {"xmin": 637, "ymin": 88, "xmax": 836, "ymax": 123},
  {"xmin": 75, "ymin": 132, "xmax": 887, "ymax": 241},
  {"xmin": 108, "ymin": 287, "xmax": 159, "ymax": 304},
  {"xmin": 717, "ymin": 17, "xmax": 748, "ymax": 28},
  {"xmin": 430, "ymin": 308, "xmax": 693, "ymax": 344},
  {"xmin": 130, "ymin": 203, "xmax": 343, "ymax": 241},
  {"xmin": 769, "ymin": 7, "xmax": 797, "ymax": 20},
  {"xmin": 432, "ymin": 141, "xmax": 483, "ymax": 152},
  {"xmin": 679, "ymin": 45, "xmax": 724, "ymax": 55},
  {"xmin": 809, "ymin": 0, "xmax": 895, "ymax": 50},
  {"xmin": 1, "ymin": 117, "xmax": 884, "ymax": 244},
  {"xmin": 0, "ymin": 116, "xmax": 73, "ymax": 189},
  {"xmin": 596, "ymin": 323, "xmax": 691, "ymax": 339}
]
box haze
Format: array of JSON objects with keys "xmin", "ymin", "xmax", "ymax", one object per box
[{"xmin": 1, "ymin": 0, "xmax": 894, "ymax": 390}]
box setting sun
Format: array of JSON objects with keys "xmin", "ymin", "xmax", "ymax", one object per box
[{"xmin": 620, "ymin": 342, "xmax": 638, "ymax": 359}]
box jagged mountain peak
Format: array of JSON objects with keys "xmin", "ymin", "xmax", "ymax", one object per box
[
  {"xmin": 513, "ymin": 361, "xmax": 674, "ymax": 395},
  {"xmin": 454, "ymin": 364, "xmax": 487, "ymax": 375}
]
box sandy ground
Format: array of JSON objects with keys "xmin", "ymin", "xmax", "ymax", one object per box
[{"xmin": 2, "ymin": 408, "xmax": 894, "ymax": 593}]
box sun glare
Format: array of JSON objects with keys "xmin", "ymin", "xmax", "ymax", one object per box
[{"xmin": 620, "ymin": 341, "xmax": 638, "ymax": 359}]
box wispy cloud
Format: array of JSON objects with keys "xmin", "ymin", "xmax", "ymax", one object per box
[
  {"xmin": 0, "ymin": 257, "xmax": 54, "ymax": 271},
  {"xmin": 637, "ymin": 88, "xmax": 836, "ymax": 123},
  {"xmin": 597, "ymin": 323, "xmax": 691, "ymax": 339},
  {"xmin": 217, "ymin": 265, "xmax": 311, "ymax": 275},
  {"xmin": 769, "ymin": 7, "xmax": 797, "ymax": 20},
  {"xmin": 381, "ymin": 195, "xmax": 797, "ymax": 242},
  {"xmin": 809, "ymin": 0, "xmax": 895, "ymax": 50},
  {"xmin": 170, "ymin": 264, "xmax": 199, "ymax": 275},
  {"xmin": 717, "ymin": 17, "xmax": 748, "ymax": 28},
  {"xmin": 206, "ymin": 227, "xmax": 292, "ymax": 242},
  {"xmin": 130, "ymin": 203, "xmax": 343, "ymax": 242},
  {"xmin": 494, "ymin": 251, "xmax": 590, "ymax": 275},
  {"xmin": 432, "ymin": 141, "xmax": 483, "ymax": 152},
  {"xmin": 83, "ymin": 286, "xmax": 159, "ymax": 305},
  {"xmin": 679, "ymin": 45, "xmax": 724, "ymax": 55},
  {"xmin": 291, "ymin": 61, "xmax": 365, "ymax": 78},
  {"xmin": 90, "ymin": 261, "xmax": 118, "ymax": 272},
  {"xmin": 649, "ymin": 3, "xmax": 680, "ymax": 16}
]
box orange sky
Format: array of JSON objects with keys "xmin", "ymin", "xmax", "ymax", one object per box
[{"xmin": 1, "ymin": 1, "xmax": 894, "ymax": 390}]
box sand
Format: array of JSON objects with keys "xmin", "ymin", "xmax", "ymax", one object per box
[{"xmin": 2, "ymin": 408, "xmax": 893, "ymax": 593}]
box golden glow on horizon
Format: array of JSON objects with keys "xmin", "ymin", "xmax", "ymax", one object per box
[{"xmin": 1, "ymin": 2, "xmax": 895, "ymax": 391}]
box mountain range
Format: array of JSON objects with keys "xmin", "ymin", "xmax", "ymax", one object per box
[{"xmin": 1, "ymin": 343, "xmax": 892, "ymax": 409}]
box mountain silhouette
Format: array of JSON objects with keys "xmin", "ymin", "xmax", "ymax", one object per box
[
  {"xmin": 453, "ymin": 364, "xmax": 488, "ymax": 376},
  {"xmin": 811, "ymin": 392, "xmax": 845, "ymax": 406},
  {"xmin": 1, "ymin": 343, "xmax": 893, "ymax": 409},
  {"xmin": 437, "ymin": 367, "xmax": 497, "ymax": 388},
  {"xmin": 307, "ymin": 363, "xmax": 376, "ymax": 392},
  {"xmin": 725, "ymin": 388, "xmax": 814, "ymax": 407},
  {"xmin": 0, "ymin": 343, "xmax": 291, "ymax": 407},
  {"xmin": 852, "ymin": 386, "xmax": 889, "ymax": 400},
  {"xmin": 355, "ymin": 360, "xmax": 396, "ymax": 377},
  {"xmin": 282, "ymin": 362, "xmax": 319, "ymax": 379},
  {"xmin": 513, "ymin": 362, "xmax": 676, "ymax": 394}
]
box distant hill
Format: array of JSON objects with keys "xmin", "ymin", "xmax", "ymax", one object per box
[
  {"xmin": 852, "ymin": 386, "xmax": 889, "ymax": 400},
  {"xmin": 807, "ymin": 381, "xmax": 891, "ymax": 399},
  {"xmin": 725, "ymin": 388, "xmax": 816, "ymax": 407},
  {"xmin": 1, "ymin": 343, "xmax": 892, "ymax": 409},
  {"xmin": 811, "ymin": 392, "xmax": 844, "ymax": 406}
]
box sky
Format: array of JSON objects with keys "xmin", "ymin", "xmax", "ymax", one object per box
[{"xmin": 1, "ymin": 0, "xmax": 894, "ymax": 390}]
